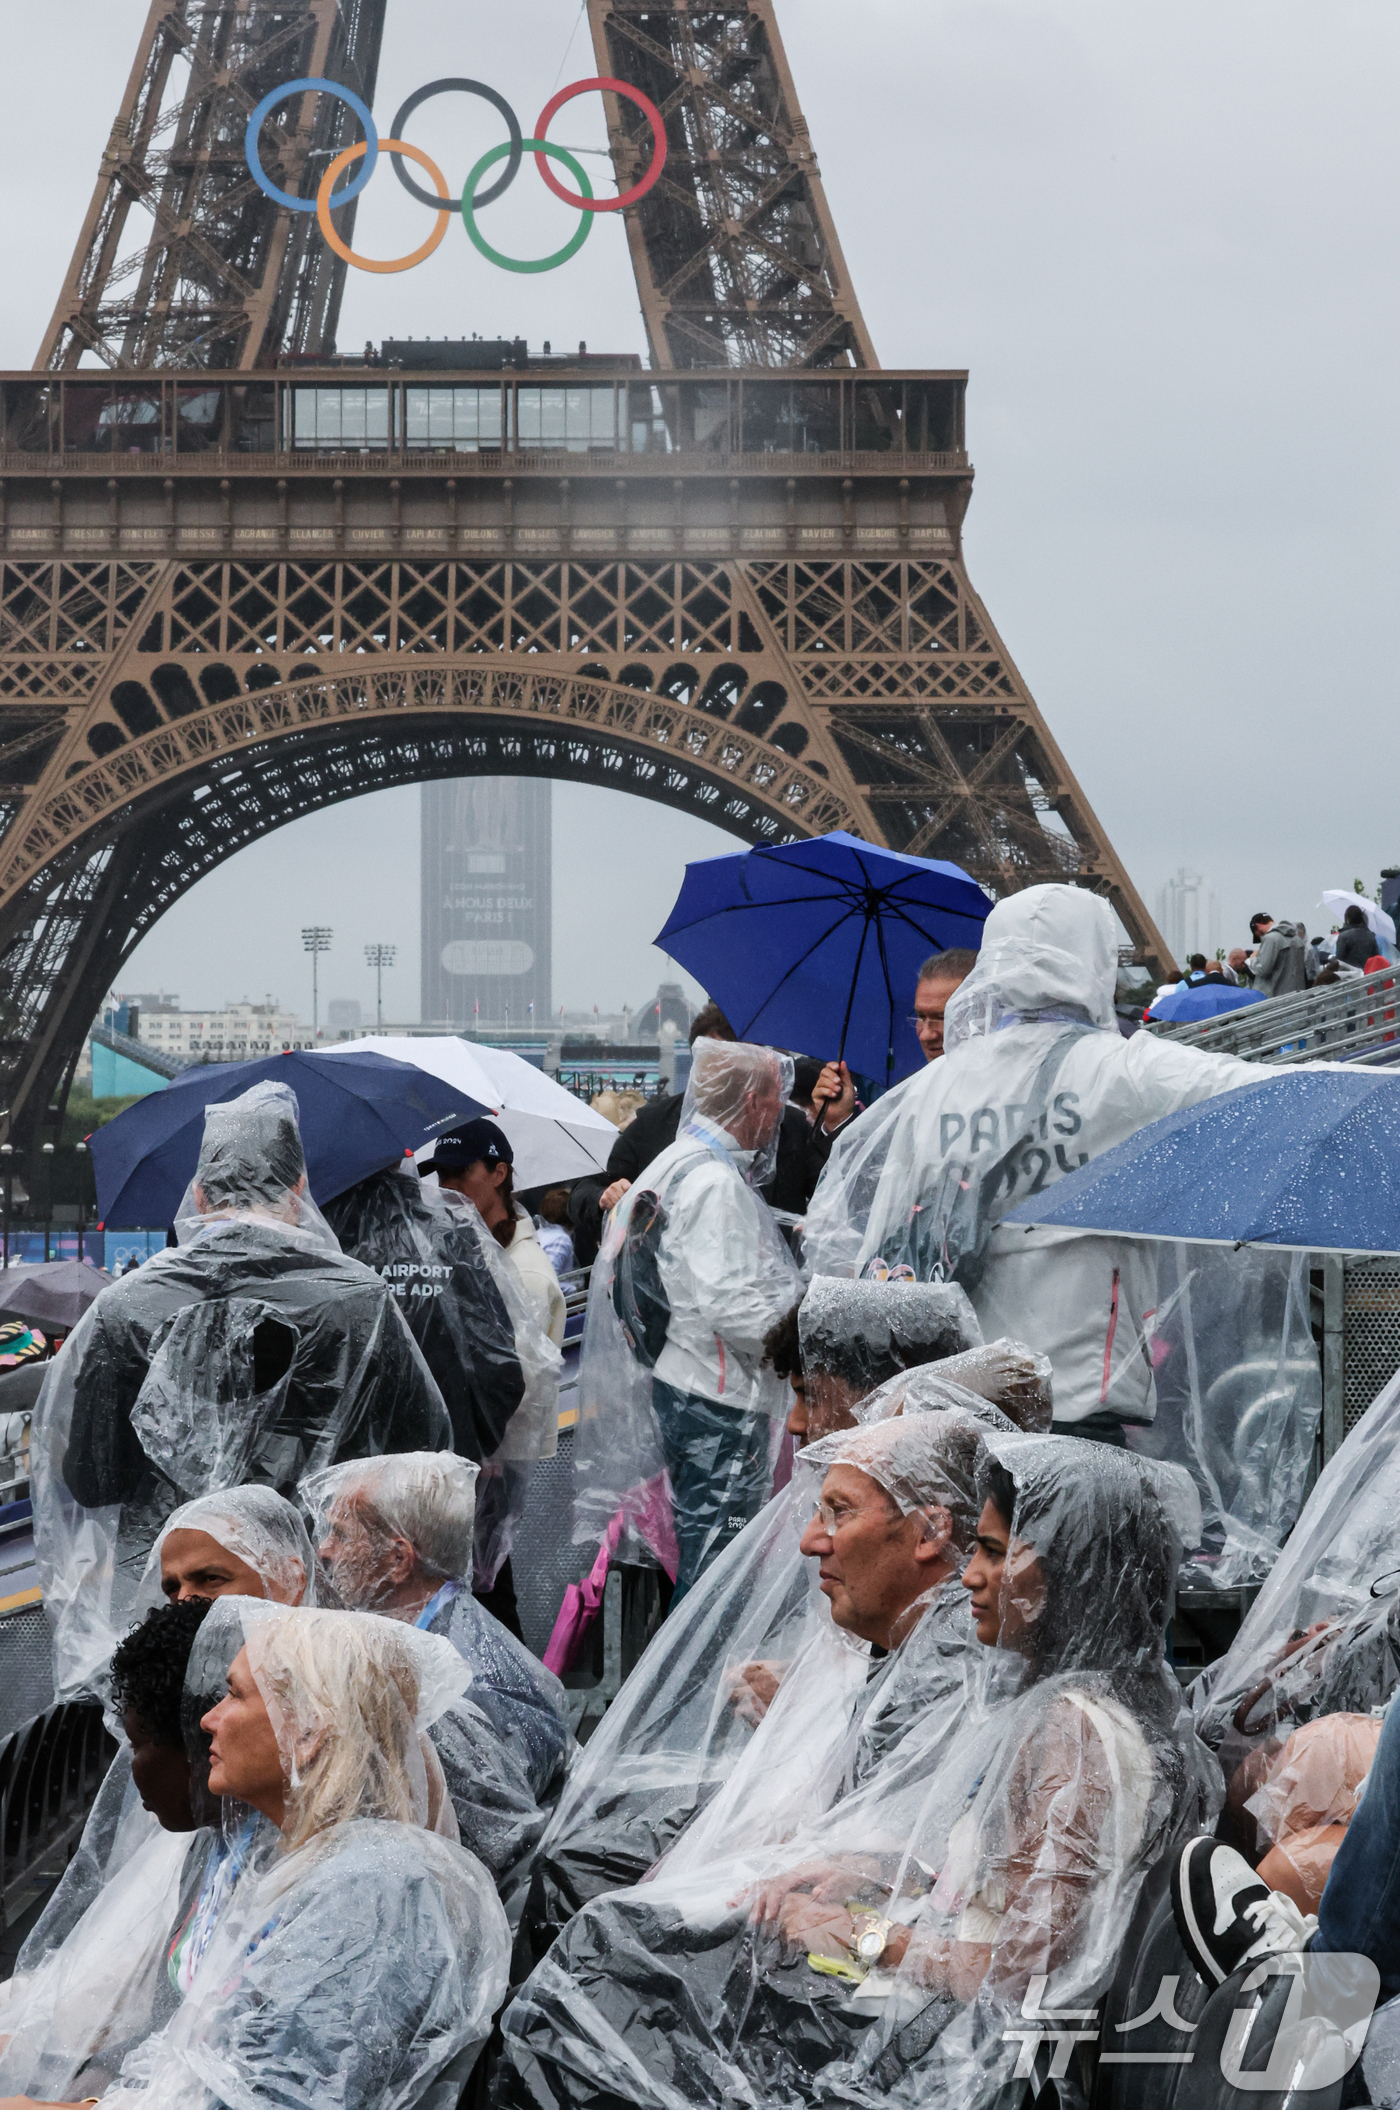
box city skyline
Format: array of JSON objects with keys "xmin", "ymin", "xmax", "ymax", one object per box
[{"xmin": 117, "ymin": 777, "xmax": 729, "ymax": 1024}]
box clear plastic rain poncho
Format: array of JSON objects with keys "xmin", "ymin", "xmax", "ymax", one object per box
[
  {"xmin": 653, "ymin": 1408, "xmax": 1004, "ymax": 1888},
  {"xmin": 802, "ymin": 886, "xmax": 1271, "ymax": 1423},
  {"xmin": 1191, "ymin": 1366, "xmax": 1400, "ymax": 1821},
  {"xmin": 496, "ymin": 1432, "xmax": 1212, "ymax": 2110},
  {"xmin": 139, "ymin": 1482, "xmax": 322, "ymax": 1612},
  {"xmin": 325, "ymin": 1162, "xmax": 561, "ymax": 1465},
  {"xmin": 514, "ymin": 1316, "xmax": 1037, "ymax": 1974},
  {"xmin": 1244, "ymin": 1713, "xmax": 1382, "ymax": 1914},
  {"xmin": 31, "ymin": 1083, "xmax": 451, "ymax": 1700},
  {"xmin": 302, "ymin": 1451, "xmax": 571, "ymax": 1805},
  {"xmin": 91, "ymin": 1598, "xmax": 510, "ymax": 2110},
  {"xmin": 572, "ymin": 1037, "xmax": 805, "ymax": 1594},
  {"xmin": 0, "ymin": 1596, "xmax": 251, "ymax": 2102},
  {"xmin": 797, "ymin": 1278, "xmax": 987, "ymax": 1434},
  {"xmin": 853, "ymin": 1346, "xmax": 1055, "ymax": 1435},
  {"xmin": 0, "ymin": 1481, "xmax": 335, "ymax": 2097},
  {"xmin": 1122, "ymin": 1240, "xmax": 1321, "ymax": 1587}
]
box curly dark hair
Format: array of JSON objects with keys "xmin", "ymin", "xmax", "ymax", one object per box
[
  {"xmin": 110, "ymin": 1598, "xmax": 215, "ymax": 1751},
  {"xmin": 762, "ymin": 1301, "xmax": 804, "ymax": 1381}
]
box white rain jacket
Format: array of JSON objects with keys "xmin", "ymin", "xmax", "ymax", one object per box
[
  {"xmin": 504, "ymin": 1207, "xmax": 567, "ymax": 1350},
  {"xmin": 571, "ymin": 1084, "xmax": 803, "ymax": 1562},
  {"xmin": 805, "ymin": 886, "xmax": 1267, "ymax": 1423},
  {"xmin": 649, "ymin": 1113, "xmax": 799, "ymax": 1410}
]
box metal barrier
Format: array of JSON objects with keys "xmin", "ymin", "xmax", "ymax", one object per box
[
  {"xmin": 1146, "ymin": 961, "xmax": 1400, "ymax": 1066},
  {"xmin": 0, "ymin": 1700, "xmax": 114, "ymax": 1929},
  {"xmin": 1319, "ymin": 1251, "xmax": 1400, "ymax": 1461},
  {"xmin": 557, "ymin": 1267, "xmax": 590, "ymax": 1344}
]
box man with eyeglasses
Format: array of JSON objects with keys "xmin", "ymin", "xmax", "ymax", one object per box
[
  {"xmin": 910, "ymin": 948, "xmax": 979, "ymax": 1062},
  {"xmin": 494, "ymin": 1410, "xmax": 992, "ymax": 2109}
]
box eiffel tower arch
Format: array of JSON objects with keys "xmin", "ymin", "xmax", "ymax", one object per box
[{"xmin": 0, "ymin": 0, "xmax": 1169, "ymax": 1145}]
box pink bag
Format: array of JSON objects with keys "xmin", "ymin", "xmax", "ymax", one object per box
[{"xmin": 543, "ymin": 1474, "xmax": 678, "ymax": 1676}]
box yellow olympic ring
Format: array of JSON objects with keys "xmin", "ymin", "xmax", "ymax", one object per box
[{"xmin": 316, "ymin": 138, "xmax": 450, "ymax": 274}]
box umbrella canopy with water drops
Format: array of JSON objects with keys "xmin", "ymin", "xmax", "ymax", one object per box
[
  {"xmin": 1004, "ymin": 1069, "xmax": 1400, "ymax": 1255},
  {"xmin": 654, "ymin": 831, "xmax": 993, "ymax": 1085},
  {"xmin": 89, "ymin": 1050, "xmax": 486, "ymax": 1230}
]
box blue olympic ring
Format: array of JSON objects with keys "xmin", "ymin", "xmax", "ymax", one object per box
[{"xmin": 245, "ymin": 77, "xmax": 379, "ymax": 214}]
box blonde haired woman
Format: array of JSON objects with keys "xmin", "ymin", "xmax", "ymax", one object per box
[{"xmin": 0, "ymin": 1605, "xmax": 509, "ymax": 2110}]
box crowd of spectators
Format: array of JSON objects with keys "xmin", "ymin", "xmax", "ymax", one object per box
[
  {"xmin": 8, "ymin": 878, "xmax": 1400, "ymax": 2110},
  {"xmin": 1162, "ymin": 902, "xmax": 1395, "ymax": 1010}
]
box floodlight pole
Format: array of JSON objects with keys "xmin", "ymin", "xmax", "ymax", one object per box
[
  {"xmin": 365, "ymin": 943, "xmax": 397, "ymax": 1031},
  {"xmin": 301, "ymin": 926, "xmax": 332, "ymax": 1036}
]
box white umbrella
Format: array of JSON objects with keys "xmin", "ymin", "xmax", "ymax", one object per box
[
  {"xmin": 325, "ymin": 1036, "xmax": 617, "ymax": 1190},
  {"xmin": 1318, "ymin": 892, "xmax": 1398, "ymax": 951}
]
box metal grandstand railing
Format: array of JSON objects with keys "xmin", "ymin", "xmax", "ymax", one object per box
[
  {"xmin": 87, "ymin": 1023, "xmax": 193, "ymax": 1081},
  {"xmin": 0, "ymin": 1701, "xmax": 115, "ymax": 1928},
  {"xmin": 1145, "ymin": 962, "xmax": 1400, "ymax": 1066}
]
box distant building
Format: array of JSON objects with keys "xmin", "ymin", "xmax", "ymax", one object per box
[
  {"xmin": 115, "ymin": 996, "xmax": 314, "ymax": 1059},
  {"xmin": 327, "ymin": 998, "xmax": 362, "ymax": 1034},
  {"xmin": 121, "ymin": 990, "xmax": 179, "ymax": 1015},
  {"xmin": 626, "ymin": 980, "xmax": 694, "ymax": 1042},
  {"xmin": 421, "ymin": 777, "xmax": 552, "ymax": 1027},
  {"xmin": 1156, "ymin": 869, "xmax": 1219, "ymax": 966}
]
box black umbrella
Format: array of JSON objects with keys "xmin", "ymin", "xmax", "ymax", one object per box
[{"xmin": 0, "ymin": 1259, "xmax": 112, "ymax": 1333}]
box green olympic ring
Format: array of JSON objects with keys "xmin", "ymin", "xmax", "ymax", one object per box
[{"xmin": 461, "ymin": 138, "xmax": 593, "ymax": 274}]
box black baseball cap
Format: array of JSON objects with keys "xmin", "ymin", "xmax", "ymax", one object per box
[{"xmin": 422, "ymin": 1116, "xmax": 514, "ymax": 1174}]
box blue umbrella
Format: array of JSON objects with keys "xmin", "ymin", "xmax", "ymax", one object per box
[
  {"xmin": 655, "ymin": 831, "xmax": 993, "ymax": 1084},
  {"xmin": 90, "ymin": 1050, "xmax": 486, "ymax": 1230},
  {"xmin": 1004, "ymin": 1071, "xmax": 1400, "ymax": 1254},
  {"xmin": 1147, "ymin": 984, "xmax": 1266, "ymax": 1024}
]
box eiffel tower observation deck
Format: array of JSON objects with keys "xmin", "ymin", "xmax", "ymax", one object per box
[{"xmin": 0, "ymin": 0, "xmax": 1169, "ymax": 1148}]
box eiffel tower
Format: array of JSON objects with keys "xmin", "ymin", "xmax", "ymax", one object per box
[{"xmin": 0, "ymin": 0, "xmax": 1169, "ymax": 1146}]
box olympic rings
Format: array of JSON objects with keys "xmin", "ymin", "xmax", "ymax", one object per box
[
  {"xmin": 461, "ymin": 139, "xmax": 593, "ymax": 275},
  {"xmin": 388, "ymin": 80, "xmax": 523, "ymax": 213},
  {"xmin": 244, "ymin": 70, "xmax": 666, "ymax": 273},
  {"xmin": 533, "ymin": 77, "xmax": 666, "ymax": 213},
  {"xmin": 318, "ymin": 140, "xmax": 451, "ymax": 275},
  {"xmin": 246, "ymin": 77, "xmax": 378, "ymax": 214}
]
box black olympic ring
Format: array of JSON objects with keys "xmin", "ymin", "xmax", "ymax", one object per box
[{"xmin": 388, "ymin": 79, "xmax": 524, "ymax": 214}]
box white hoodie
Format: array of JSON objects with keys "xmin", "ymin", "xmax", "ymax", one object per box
[{"xmin": 805, "ymin": 885, "xmax": 1267, "ymax": 1422}]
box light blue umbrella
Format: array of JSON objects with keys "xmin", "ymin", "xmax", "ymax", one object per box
[
  {"xmin": 1147, "ymin": 984, "xmax": 1265, "ymax": 1024},
  {"xmin": 1004, "ymin": 1070, "xmax": 1400, "ymax": 1253}
]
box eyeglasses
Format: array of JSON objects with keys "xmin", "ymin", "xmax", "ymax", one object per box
[
  {"xmin": 907, "ymin": 1012, "xmax": 944, "ymax": 1029},
  {"xmin": 810, "ymin": 1495, "xmax": 883, "ymax": 1533}
]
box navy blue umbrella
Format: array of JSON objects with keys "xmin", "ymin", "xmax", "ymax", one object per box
[
  {"xmin": 90, "ymin": 1050, "xmax": 486, "ymax": 1230},
  {"xmin": 655, "ymin": 831, "xmax": 993, "ymax": 1084},
  {"xmin": 1147, "ymin": 984, "xmax": 1265, "ymax": 1024},
  {"xmin": 1004, "ymin": 1070, "xmax": 1400, "ymax": 1254}
]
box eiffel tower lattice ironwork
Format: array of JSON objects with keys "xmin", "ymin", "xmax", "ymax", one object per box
[{"xmin": 0, "ymin": 0, "xmax": 1169, "ymax": 1148}]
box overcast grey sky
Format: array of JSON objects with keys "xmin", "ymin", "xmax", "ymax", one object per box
[{"xmin": 1, "ymin": 0, "xmax": 1396, "ymax": 1020}]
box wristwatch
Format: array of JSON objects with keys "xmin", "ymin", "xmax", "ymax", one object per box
[{"xmin": 851, "ymin": 1910, "xmax": 894, "ymax": 1965}]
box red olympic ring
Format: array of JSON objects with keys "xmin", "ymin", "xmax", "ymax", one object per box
[{"xmin": 532, "ymin": 76, "xmax": 666, "ymax": 213}]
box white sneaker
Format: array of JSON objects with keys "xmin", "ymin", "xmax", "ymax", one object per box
[{"xmin": 1172, "ymin": 1837, "xmax": 1318, "ymax": 1987}]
